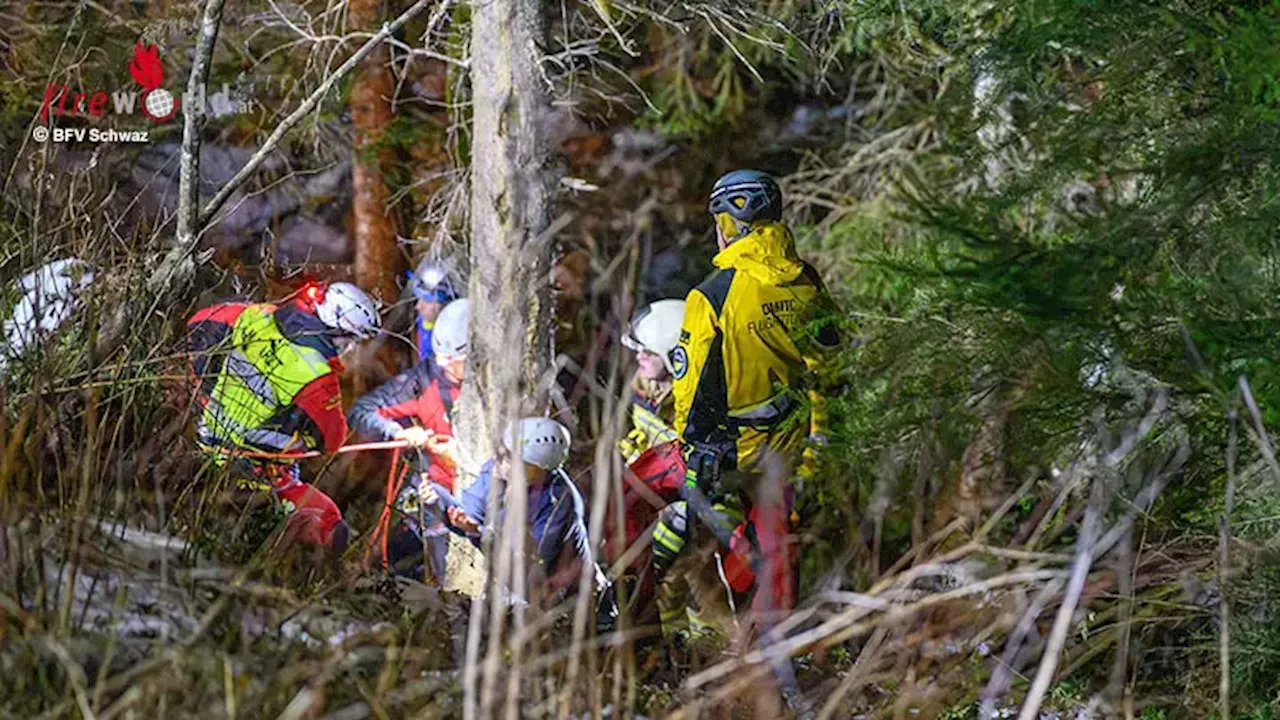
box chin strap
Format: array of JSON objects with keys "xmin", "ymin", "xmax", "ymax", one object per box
[{"xmin": 714, "ymin": 213, "xmax": 752, "ymax": 244}]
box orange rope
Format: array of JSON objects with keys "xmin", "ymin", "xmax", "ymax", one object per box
[
  {"xmin": 376, "ymin": 448, "xmax": 407, "ymax": 566},
  {"xmin": 207, "ymin": 438, "xmax": 413, "ymax": 570},
  {"xmin": 368, "ymin": 448, "xmax": 411, "ymax": 571},
  {"xmin": 362, "ymin": 435, "xmax": 451, "ymax": 573}
]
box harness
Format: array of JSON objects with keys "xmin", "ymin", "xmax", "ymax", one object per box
[{"xmin": 726, "ymin": 391, "xmax": 797, "ymax": 432}]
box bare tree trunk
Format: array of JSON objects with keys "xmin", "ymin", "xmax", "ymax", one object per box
[
  {"xmin": 459, "ymin": 0, "xmax": 556, "ymax": 714},
  {"xmin": 156, "ymin": 0, "xmax": 225, "ymax": 291},
  {"xmin": 455, "ymin": 0, "xmax": 557, "ymax": 468},
  {"xmin": 349, "ymin": 0, "xmax": 404, "ymax": 306},
  {"xmin": 174, "ymin": 0, "xmax": 226, "ymax": 257}
]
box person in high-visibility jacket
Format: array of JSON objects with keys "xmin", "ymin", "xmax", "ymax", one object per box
[
  {"xmin": 605, "ymin": 300, "xmax": 688, "ymax": 630},
  {"xmin": 617, "ymin": 299, "xmax": 683, "ymax": 463},
  {"xmin": 186, "ymin": 281, "xmax": 381, "ymax": 554},
  {"xmin": 672, "ymin": 169, "xmax": 841, "ymax": 623}
]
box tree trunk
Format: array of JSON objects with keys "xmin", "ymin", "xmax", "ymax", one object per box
[
  {"xmin": 349, "ymin": 0, "xmax": 404, "ymax": 306},
  {"xmin": 348, "ymin": 0, "xmax": 409, "ymax": 403},
  {"xmin": 457, "ymin": 2, "xmax": 556, "ymax": 712},
  {"xmin": 455, "ymin": 0, "xmax": 557, "ymax": 469},
  {"xmin": 174, "ymin": 0, "xmax": 226, "ymax": 267}
]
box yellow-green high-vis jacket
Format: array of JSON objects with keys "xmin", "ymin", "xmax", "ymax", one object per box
[{"xmin": 671, "ymin": 222, "xmax": 840, "ymax": 471}]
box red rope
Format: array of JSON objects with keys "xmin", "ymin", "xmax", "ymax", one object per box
[
  {"xmin": 206, "ymin": 438, "xmax": 413, "ymax": 570},
  {"xmin": 366, "ymin": 447, "xmax": 409, "ymax": 571}
]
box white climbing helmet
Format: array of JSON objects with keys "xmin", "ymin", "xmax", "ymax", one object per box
[
  {"xmin": 310, "ymin": 281, "xmax": 381, "ymax": 339},
  {"xmin": 620, "ymin": 299, "xmax": 686, "ymax": 375},
  {"xmin": 502, "ymin": 417, "xmax": 572, "ymax": 470},
  {"xmin": 432, "ymin": 298, "xmax": 470, "ymax": 360}
]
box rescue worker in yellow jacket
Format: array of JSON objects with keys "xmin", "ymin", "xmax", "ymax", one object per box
[
  {"xmin": 614, "ymin": 300, "xmax": 738, "ymax": 639},
  {"xmin": 672, "ymin": 169, "xmax": 841, "ymax": 624}
]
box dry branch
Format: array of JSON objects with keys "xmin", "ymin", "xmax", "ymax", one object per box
[
  {"xmin": 1016, "ymin": 481, "xmax": 1104, "ymax": 720},
  {"xmin": 174, "ymin": 0, "xmax": 228, "ymax": 256},
  {"xmin": 195, "ymin": 0, "xmax": 441, "ymax": 232},
  {"xmin": 1218, "ymin": 405, "xmax": 1237, "ymax": 720}
]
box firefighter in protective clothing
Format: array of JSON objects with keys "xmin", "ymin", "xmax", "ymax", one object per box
[
  {"xmin": 186, "ymin": 281, "xmax": 382, "ymax": 554},
  {"xmin": 349, "ymin": 299, "xmax": 469, "ymax": 582},
  {"xmin": 608, "ymin": 299, "xmax": 736, "ymax": 639},
  {"xmin": 617, "ymin": 299, "xmax": 683, "ymax": 463},
  {"xmin": 605, "ymin": 301, "xmax": 687, "ymax": 630},
  {"xmin": 672, "ymin": 169, "xmax": 841, "ymax": 626}
]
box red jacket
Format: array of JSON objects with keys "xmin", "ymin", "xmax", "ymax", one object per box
[
  {"xmin": 186, "ymin": 301, "xmax": 348, "ymax": 454},
  {"xmin": 348, "ymin": 358, "xmax": 461, "ymax": 490}
]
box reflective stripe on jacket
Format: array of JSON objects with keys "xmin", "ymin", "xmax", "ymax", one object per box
[
  {"xmin": 618, "ymin": 374, "xmax": 677, "ymax": 464},
  {"xmin": 672, "ymin": 222, "xmax": 840, "ymax": 470},
  {"xmin": 187, "ymin": 303, "xmax": 342, "ymax": 462}
]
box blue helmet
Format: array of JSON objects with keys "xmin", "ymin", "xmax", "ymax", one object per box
[
  {"xmin": 408, "ymin": 258, "xmax": 458, "ymax": 304},
  {"xmin": 708, "ymin": 169, "xmax": 783, "ymax": 224}
]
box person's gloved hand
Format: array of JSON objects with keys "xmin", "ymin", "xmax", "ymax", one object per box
[
  {"xmin": 617, "ymin": 427, "xmax": 648, "ymax": 464},
  {"xmin": 594, "ymin": 578, "xmax": 619, "ymax": 634},
  {"xmin": 395, "ymin": 426, "xmax": 433, "ymax": 448},
  {"xmin": 396, "ymin": 484, "xmax": 421, "ymax": 515},
  {"xmin": 229, "ymin": 457, "xmax": 270, "ymax": 490},
  {"xmin": 418, "ymin": 480, "xmax": 440, "ymax": 506}
]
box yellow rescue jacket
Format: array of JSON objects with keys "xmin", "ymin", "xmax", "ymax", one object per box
[
  {"xmin": 672, "ymin": 222, "xmax": 840, "ymax": 471},
  {"xmin": 618, "ymin": 373, "xmax": 677, "ymax": 464},
  {"xmin": 192, "ymin": 304, "xmax": 336, "ymax": 463}
]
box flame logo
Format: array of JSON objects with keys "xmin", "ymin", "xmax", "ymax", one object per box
[
  {"xmin": 129, "ymin": 43, "xmax": 165, "ymax": 90},
  {"xmin": 129, "ymin": 41, "xmax": 178, "ymax": 122}
]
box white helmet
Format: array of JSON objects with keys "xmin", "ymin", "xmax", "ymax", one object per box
[
  {"xmin": 502, "ymin": 417, "xmax": 572, "ymax": 470},
  {"xmin": 311, "ymin": 282, "xmax": 381, "ymax": 339},
  {"xmin": 410, "ymin": 256, "xmax": 460, "ymax": 304},
  {"xmin": 620, "ymin": 299, "xmax": 686, "ymax": 375},
  {"xmin": 432, "ymin": 298, "xmax": 470, "ymax": 360}
]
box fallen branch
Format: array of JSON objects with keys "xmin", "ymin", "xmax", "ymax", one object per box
[
  {"xmin": 684, "ymin": 568, "xmax": 1068, "ymax": 691},
  {"xmin": 1016, "ymin": 480, "xmax": 1105, "ymax": 720},
  {"xmin": 1219, "ymin": 402, "xmax": 1239, "ymax": 720}
]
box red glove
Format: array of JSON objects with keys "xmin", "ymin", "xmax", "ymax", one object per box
[{"xmin": 275, "ymin": 482, "xmax": 345, "ymax": 547}]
